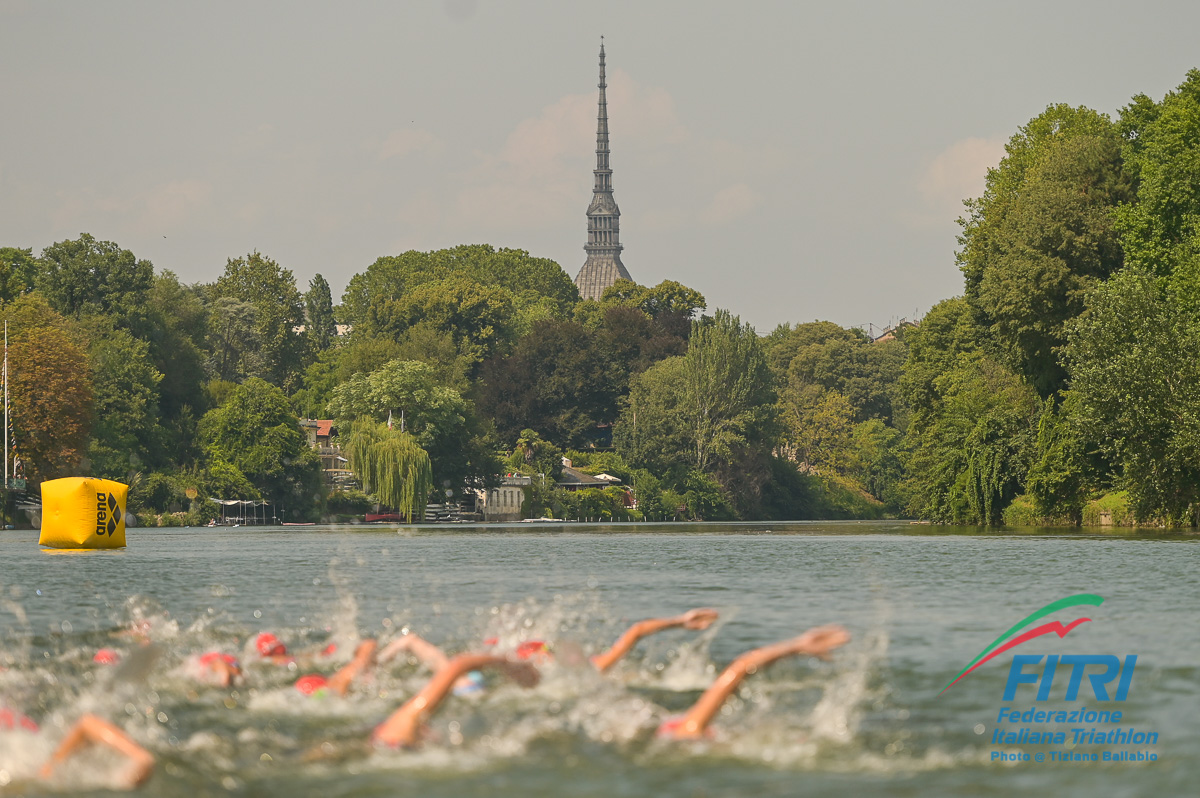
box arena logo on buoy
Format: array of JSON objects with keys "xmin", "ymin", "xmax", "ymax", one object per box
[{"xmin": 96, "ymin": 491, "xmax": 122, "ymax": 536}]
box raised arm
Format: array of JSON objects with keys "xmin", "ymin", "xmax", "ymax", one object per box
[
  {"xmin": 590, "ymin": 608, "xmax": 719, "ymax": 673},
  {"xmin": 326, "ymin": 639, "xmax": 378, "ymax": 696},
  {"xmin": 372, "ymin": 653, "xmax": 539, "ymax": 748},
  {"xmin": 377, "ymin": 633, "xmax": 451, "ymax": 672},
  {"xmin": 663, "ymin": 624, "xmax": 850, "ymax": 739},
  {"xmin": 39, "ymin": 714, "xmax": 155, "ymax": 789}
]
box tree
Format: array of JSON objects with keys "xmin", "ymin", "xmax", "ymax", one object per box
[
  {"xmin": 82, "ymin": 321, "xmax": 163, "ymax": 477},
  {"xmin": 342, "ymin": 244, "xmax": 579, "ymax": 332},
  {"xmin": 781, "ymin": 387, "xmax": 855, "ymax": 473},
  {"xmin": 902, "ymin": 352, "xmax": 1039, "ymax": 524},
  {"xmin": 595, "ymin": 278, "xmax": 706, "ymax": 320},
  {"xmin": 214, "ymin": 252, "xmax": 308, "ymax": 391},
  {"xmin": 198, "ymin": 378, "xmax": 321, "ymax": 518},
  {"xmin": 4, "ymin": 296, "xmax": 94, "ymax": 482},
  {"xmin": 326, "ymin": 359, "xmax": 498, "ymax": 489},
  {"xmin": 205, "ymin": 297, "xmax": 265, "ymax": 382},
  {"xmin": 963, "ymin": 126, "xmax": 1134, "ymax": 395},
  {"xmin": 477, "ymin": 318, "xmax": 616, "ymax": 448},
  {"xmin": 681, "ymin": 310, "xmax": 775, "ymax": 474},
  {"xmin": 367, "ymin": 275, "xmax": 517, "ymax": 364},
  {"xmin": 343, "ymin": 419, "xmax": 432, "ymax": 522},
  {"xmin": 783, "ymin": 327, "xmax": 907, "ymax": 425},
  {"xmin": 0, "ymin": 247, "xmax": 38, "ymax": 303},
  {"xmin": 37, "ymin": 233, "xmax": 154, "ymax": 322},
  {"xmin": 616, "ymin": 310, "xmax": 776, "ymax": 516},
  {"xmin": 1116, "ymin": 70, "xmax": 1200, "ymax": 295},
  {"xmin": 142, "ymin": 273, "xmax": 209, "ymax": 465},
  {"xmin": 1063, "ymin": 268, "xmax": 1200, "ymax": 522},
  {"xmin": 305, "ymin": 273, "xmax": 336, "ymax": 353}
]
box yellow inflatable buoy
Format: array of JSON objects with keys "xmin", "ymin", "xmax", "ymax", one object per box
[{"xmin": 38, "ymin": 477, "xmax": 129, "ymax": 549}]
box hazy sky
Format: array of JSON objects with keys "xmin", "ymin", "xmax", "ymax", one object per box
[{"xmin": 3, "ymin": 1, "xmax": 1198, "ymax": 333}]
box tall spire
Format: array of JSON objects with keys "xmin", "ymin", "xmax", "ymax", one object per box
[{"xmin": 574, "ymin": 37, "xmax": 632, "ymax": 301}]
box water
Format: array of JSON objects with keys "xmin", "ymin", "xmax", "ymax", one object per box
[{"xmin": 1, "ymin": 521, "xmax": 1196, "ymax": 796}]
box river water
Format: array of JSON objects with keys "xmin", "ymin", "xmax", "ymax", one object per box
[{"xmin": 1, "ymin": 521, "xmax": 1196, "ymax": 796}]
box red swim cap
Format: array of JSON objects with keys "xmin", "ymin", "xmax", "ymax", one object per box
[
  {"xmin": 199, "ymin": 652, "xmax": 239, "ymax": 667},
  {"xmin": 515, "ymin": 640, "xmax": 549, "ymax": 660},
  {"xmin": 93, "ymin": 648, "xmax": 121, "ymax": 665},
  {"xmin": 256, "ymin": 633, "xmax": 288, "ymax": 657},
  {"xmin": 295, "ymin": 674, "xmax": 329, "ymax": 696},
  {"xmin": 0, "ymin": 707, "xmax": 39, "ymax": 733},
  {"xmin": 320, "ymin": 643, "xmax": 337, "ymax": 657}
]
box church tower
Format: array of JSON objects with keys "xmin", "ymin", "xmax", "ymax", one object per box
[{"xmin": 574, "ymin": 39, "xmax": 632, "ymax": 301}]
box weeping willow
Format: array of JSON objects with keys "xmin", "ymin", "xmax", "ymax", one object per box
[{"xmin": 344, "ymin": 419, "xmax": 433, "ymax": 521}]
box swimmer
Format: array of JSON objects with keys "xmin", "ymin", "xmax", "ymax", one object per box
[
  {"xmin": 187, "ymin": 651, "xmax": 243, "ymax": 688},
  {"xmin": 294, "ymin": 639, "xmax": 378, "ymax": 697},
  {"xmin": 254, "ymin": 632, "xmax": 294, "ymax": 664},
  {"xmin": 657, "ymin": 624, "xmax": 850, "ymax": 740},
  {"xmin": 2, "ymin": 708, "xmax": 153, "ymax": 790},
  {"xmin": 39, "ymin": 714, "xmax": 155, "ymax": 788},
  {"xmin": 378, "ymin": 607, "xmax": 719, "ymax": 676},
  {"xmin": 371, "ymin": 652, "xmax": 540, "ymax": 749}
]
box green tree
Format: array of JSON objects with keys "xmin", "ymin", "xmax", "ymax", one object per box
[
  {"xmin": 82, "ymin": 321, "xmax": 164, "ymax": 478},
  {"xmin": 1063, "ymin": 268, "xmax": 1200, "ymax": 522},
  {"xmin": 682, "ymin": 310, "xmax": 775, "ymax": 474},
  {"xmin": 616, "ymin": 310, "xmax": 776, "ymax": 516},
  {"xmin": 1116, "ymin": 70, "xmax": 1200, "ymax": 295},
  {"xmin": 477, "ymin": 318, "xmax": 616, "ymax": 448},
  {"xmin": 198, "ymin": 377, "xmax": 321, "ymax": 519},
  {"xmin": 343, "ymin": 244, "xmax": 578, "ymax": 333},
  {"xmin": 214, "ymin": 252, "xmax": 308, "ymax": 391},
  {"xmin": 0, "ymin": 247, "xmax": 38, "ymax": 303},
  {"xmin": 326, "ymin": 359, "xmax": 498, "ymax": 489},
  {"xmin": 368, "ymin": 275, "xmax": 516, "ymax": 364},
  {"xmin": 903, "ymin": 352, "xmax": 1039, "ymax": 524},
  {"xmin": 142, "ymin": 273, "xmax": 209, "ymax": 465},
  {"xmin": 781, "ymin": 387, "xmax": 855, "ymax": 473},
  {"xmin": 305, "ymin": 273, "xmax": 336, "ymax": 353},
  {"xmin": 963, "ymin": 119, "xmax": 1134, "ymax": 395},
  {"xmin": 595, "ymin": 278, "xmax": 706, "ymax": 320},
  {"xmin": 343, "ymin": 419, "xmax": 433, "ymax": 521},
  {"xmin": 205, "ymin": 297, "xmax": 265, "ymax": 382},
  {"xmin": 37, "ymin": 234, "xmax": 154, "ymax": 322}
]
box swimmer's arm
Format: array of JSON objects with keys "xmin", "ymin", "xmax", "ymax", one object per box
[
  {"xmin": 372, "ymin": 653, "xmax": 539, "ymax": 748},
  {"xmin": 206, "ymin": 659, "xmax": 241, "ymax": 688},
  {"xmin": 668, "ymin": 624, "xmax": 850, "ymax": 739},
  {"xmin": 40, "ymin": 714, "xmax": 155, "ymax": 788},
  {"xmin": 327, "ymin": 639, "xmax": 378, "ymax": 696},
  {"xmin": 377, "ymin": 634, "xmax": 451, "ymax": 672},
  {"xmin": 591, "ymin": 608, "xmax": 719, "ymax": 673}
]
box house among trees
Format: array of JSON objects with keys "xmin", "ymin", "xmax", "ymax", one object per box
[
  {"xmin": 557, "ymin": 464, "xmax": 622, "ymax": 491},
  {"xmin": 472, "ymin": 474, "xmax": 532, "ymax": 522},
  {"xmin": 300, "ymin": 419, "xmax": 353, "ymax": 487},
  {"xmin": 872, "ymin": 318, "xmax": 918, "ymax": 344}
]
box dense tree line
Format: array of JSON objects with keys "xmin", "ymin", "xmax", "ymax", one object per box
[
  {"xmin": 7, "ymin": 69, "xmax": 1200, "ymax": 526},
  {"xmin": 902, "ymin": 69, "xmax": 1200, "ymax": 526}
]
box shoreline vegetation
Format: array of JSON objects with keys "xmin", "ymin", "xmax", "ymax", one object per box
[{"xmin": 6, "ymin": 69, "xmax": 1200, "ymax": 529}]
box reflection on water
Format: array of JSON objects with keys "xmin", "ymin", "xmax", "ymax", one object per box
[{"xmin": 1, "ymin": 521, "xmax": 1196, "ymax": 797}]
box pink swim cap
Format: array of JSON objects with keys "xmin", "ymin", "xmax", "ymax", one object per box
[
  {"xmin": 199, "ymin": 652, "xmax": 239, "ymax": 667},
  {"xmin": 256, "ymin": 633, "xmax": 288, "ymax": 657},
  {"xmin": 295, "ymin": 674, "xmax": 329, "ymax": 696},
  {"xmin": 515, "ymin": 640, "xmax": 550, "ymax": 660},
  {"xmin": 93, "ymin": 648, "xmax": 121, "ymax": 665}
]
